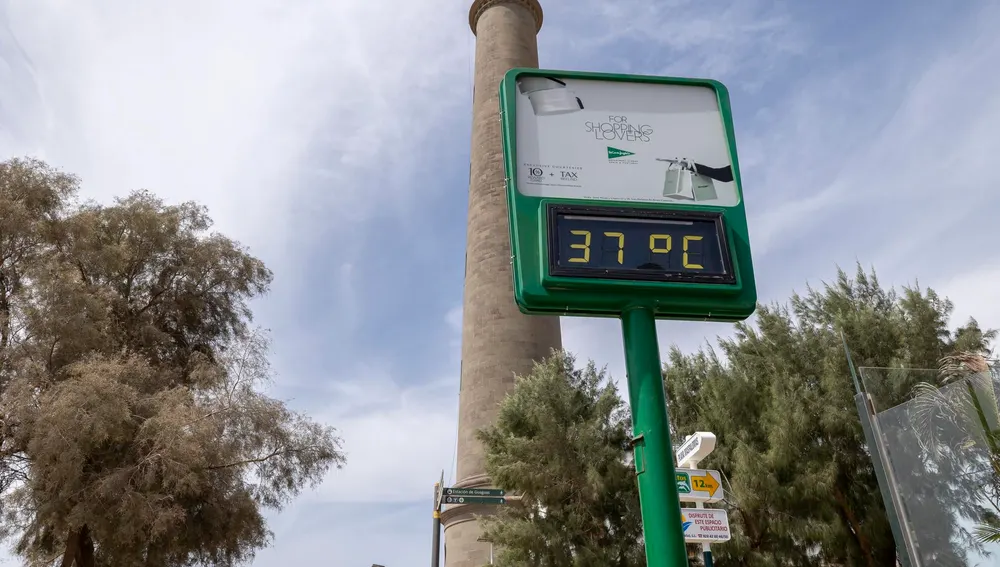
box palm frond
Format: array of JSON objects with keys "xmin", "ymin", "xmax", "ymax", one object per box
[
  {"xmin": 974, "ymin": 522, "xmax": 1000, "ymax": 544},
  {"xmin": 910, "ymin": 381, "xmax": 960, "ymax": 458},
  {"xmin": 940, "ymin": 352, "xmax": 991, "ymax": 383}
]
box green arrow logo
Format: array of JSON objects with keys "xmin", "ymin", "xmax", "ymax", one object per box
[{"xmin": 607, "ymin": 146, "xmax": 635, "ymax": 159}]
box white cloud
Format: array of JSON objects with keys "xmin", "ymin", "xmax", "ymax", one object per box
[
  {"xmin": 317, "ymin": 371, "xmax": 458, "ymax": 503},
  {"xmin": 940, "ymin": 262, "xmax": 1000, "ymax": 337},
  {"xmin": 545, "ymin": 0, "xmax": 805, "ymax": 86},
  {"xmin": 0, "ymin": 0, "xmax": 470, "ymax": 264},
  {"xmin": 743, "ymin": 4, "xmax": 1000, "ymax": 276}
]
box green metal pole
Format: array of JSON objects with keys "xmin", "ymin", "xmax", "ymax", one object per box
[{"xmin": 621, "ymin": 306, "xmax": 689, "ymax": 567}]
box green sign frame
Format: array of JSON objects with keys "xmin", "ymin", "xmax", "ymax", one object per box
[{"xmin": 499, "ymin": 68, "xmax": 756, "ymax": 321}]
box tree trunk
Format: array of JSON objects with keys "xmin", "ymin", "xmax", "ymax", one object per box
[
  {"xmin": 59, "ymin": 525, "xmax": 95, "ymax": 567},
  {"xmin": 59, "ymin": 528, "xmax": 79, "ymax": 567},
  {"xmin": 832, "ymin": 486, "xmax": 877, "ymax": 567},
  {"xmin": 78, "ymin": 525, "xmax": 95, "ymax": 567}
]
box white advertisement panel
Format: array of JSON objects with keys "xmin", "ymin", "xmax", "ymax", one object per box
[
  {"xmin": 682, "ymin": 508, "xmax": 732, "ymax": 543},
  {"xmin": 514, "ymin": 76, "xmax": 739, "ymax": 207}
]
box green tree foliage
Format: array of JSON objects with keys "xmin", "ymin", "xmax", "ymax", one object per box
[
  {"xmin": 477, "ymin": 351, "xmax": 644, "ymax": 567},
  {"xmin": 664, "ymin": 265, "xmax": 996, "ymax": 566},
  {"xmin": 0, "ymin": 158, "xmax": 346, "ymax": 567},
  {"xmin": 477, "ymin": 266, "xmax": 995, "ymax": 566}
]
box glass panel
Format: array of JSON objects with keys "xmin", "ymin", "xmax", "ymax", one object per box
[{"xmin": 860, "ymin": 365, "xmax": 1000, "ymax": 567}]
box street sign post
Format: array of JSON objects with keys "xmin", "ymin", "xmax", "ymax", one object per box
[
  {"xmin": 675, "ymin": 432, "xmax": 723, "ymax": 566},
  {"xmin": 432, "ymin": 473, "xmax": 443, "ymax": 567},
  {"xmin": 435, "ymin": 470, "xmax": 445, "ymax": 509},
  {"xmin": 501, "ymin": 69, "xmax": 755, "ymax": 567},
  {"xmin": 675, "ymin": 469, "xmax": 724, "ymax": 503}
]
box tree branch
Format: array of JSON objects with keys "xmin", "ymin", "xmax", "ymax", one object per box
[{"xmin": 205, "ymin": 446, "xmax": 309, "ymax": 471}]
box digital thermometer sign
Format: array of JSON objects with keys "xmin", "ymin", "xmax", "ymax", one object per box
[
  {"xmin": 548, "ymin": 205, "xmax": 734, "ymax": 284},
  {"xmin": 500, "ymin": 68, "xmax": 756, "ymax": 321}
]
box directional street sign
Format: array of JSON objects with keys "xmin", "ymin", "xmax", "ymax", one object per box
[
  {"xmin": 681, "ymin": 508, "xmax": 731, "ymax": 543},
  {"xmin": 441, "ymin": 487, "xmax": 507, "ymax": 505},
  {"xmin": 675, "ymin": 469, "xmax": 724, "ymax": 503},
  {"xmin": 443, "ymin": 495, "xmax": 506, "ymax": 505},
  {"xmin": 676, "ymin": 432, "xmax": 716, "ymax": 468},
  {"xmin": 443, "ymin": 487, "xmax": 505, "ymax": 497}
]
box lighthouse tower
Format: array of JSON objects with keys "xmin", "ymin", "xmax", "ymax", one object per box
[{"xmin": 440, "ymin": 1, "xmax": 561, "ymax": 566}]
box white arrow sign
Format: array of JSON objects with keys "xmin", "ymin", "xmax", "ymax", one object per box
[
  {"xmin": 676, "ymin": 431, "xmax": 716, "ymax": 468},
  {"xmin": 682, "ymin": 508, "xmax": 731, "ymax": 543}
]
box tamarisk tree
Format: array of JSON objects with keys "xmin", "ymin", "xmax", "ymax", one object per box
[{"xmin": 0, "ymin": 158, "xmax": 345, "ymax": 567}]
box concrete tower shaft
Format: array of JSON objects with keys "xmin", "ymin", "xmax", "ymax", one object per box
[
  {"xmin": 441, "ymin": 1, "xmax": 561, "ymax": 566},
  {"xmin": 457, "ymin": 0, "xmax": 558, "ymax": 486}
]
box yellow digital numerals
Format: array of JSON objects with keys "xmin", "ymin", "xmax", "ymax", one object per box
[
  {"xmin": 568, "ymin": 230, "xmax": 591, "ymax": 263},
  {"xmin": 604, "ymin": 232, "xmax": 624, "ymax": 264},
  {"xmin": 682, "ymin": 235, "xmax": 703, "ymax": 269},
  {"xmin": 566, "ymin": 229, "xmax": 704, "ymax": 270},
  {"xmin": 649, "ymin": 234, "xmax": 672, "ymax": 254}
]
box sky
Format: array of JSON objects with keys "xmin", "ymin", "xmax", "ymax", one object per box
[{"xmin": 1, "ymin": 0, "xmax": 999, "ymax": 565}]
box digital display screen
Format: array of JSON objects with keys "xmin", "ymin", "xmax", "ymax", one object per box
[{"xmin": 547, "ymin": 206, "xmax": 734, "ymax": 284}]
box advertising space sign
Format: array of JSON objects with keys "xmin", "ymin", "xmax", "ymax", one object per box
[
  {"xmin": 513, "ymin": 76, "xmax": 740, "ymax": 207},
  {"xmin": 681, "ymin": 508, "xmax": 732, "ymax": 543}
]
